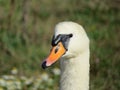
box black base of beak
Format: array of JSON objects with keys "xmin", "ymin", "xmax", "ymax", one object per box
[{"xmin": 41, "ymin": 61, "xmax": 47, "ymax": 69}]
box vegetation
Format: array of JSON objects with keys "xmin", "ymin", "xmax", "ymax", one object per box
[{"xmin": 0, "ymin": 0, "xmax": 119, "ymax": 90}]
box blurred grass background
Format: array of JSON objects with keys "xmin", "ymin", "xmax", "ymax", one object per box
[{"xmin": 0, "ymin": 0, "xmax": 120, "ymax": 90}]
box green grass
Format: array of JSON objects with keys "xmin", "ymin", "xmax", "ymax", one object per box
[{"xmin": 0, "ymin": 0, "xmax": 120, "ymax": 90}]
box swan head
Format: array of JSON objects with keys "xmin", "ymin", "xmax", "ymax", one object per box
[{"xmin": 42, "ymin": 21, "xmax": 89, "ymax": 69}]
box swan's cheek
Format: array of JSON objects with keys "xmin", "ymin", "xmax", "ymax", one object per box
[{"xmin": 61, "ymin": 51, "xmax": 77, "ymax": 59}]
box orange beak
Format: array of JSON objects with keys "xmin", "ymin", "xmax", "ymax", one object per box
[{"xmin": 42, "ymin": 42, "xmax": 66, "ymax": 69}]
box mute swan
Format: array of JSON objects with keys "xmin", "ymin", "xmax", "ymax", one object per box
[{"xmin": 42, "ymin": 21, "xmax": 90, "ymax": 90}]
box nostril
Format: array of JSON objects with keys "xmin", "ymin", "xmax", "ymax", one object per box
[
  {"xmin": 41, "ymin": 61, "xmax": 47, "ymax": 69},
  {"xmin": 54, "ymin": 44, "xmax": 60, "ymax": 54},
  {"xmin": 55, "ymin": 48, "xmax": 58, "ymax": 53}
]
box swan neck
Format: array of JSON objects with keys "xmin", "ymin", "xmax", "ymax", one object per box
[{"xmin": 60, "ymin": 52, "xmax": 90, "ymax": 90}]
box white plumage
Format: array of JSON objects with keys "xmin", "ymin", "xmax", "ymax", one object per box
[
  {"xmin": 42, "ymin": 21, "xmax": 90, "ymax": 90},
  {"xmin": 55, "ymin": 22, "xmax": 90, "ymax": 90}
]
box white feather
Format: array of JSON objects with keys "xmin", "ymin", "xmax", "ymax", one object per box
[{"xmin": 54, "ymin": 21, "xmax": 90, "ymax": 90}]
